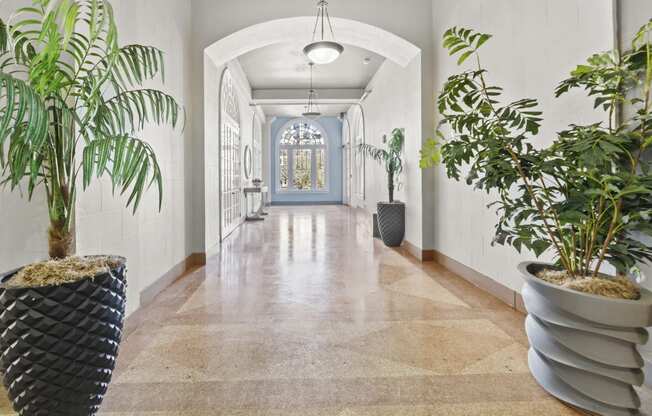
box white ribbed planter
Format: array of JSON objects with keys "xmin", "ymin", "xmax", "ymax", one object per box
[{"xmin": 520, "ymin": 262, "xmax": 652, "ymax": 416}]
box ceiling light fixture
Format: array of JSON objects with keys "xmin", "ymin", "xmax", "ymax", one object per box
[
  {"xmin": 302, "ymin": 63, "xmax": 322, "ymax": 119},
  {"xmin": 304, "ymin": 0, "xmax": 344, "ymax": 65}
]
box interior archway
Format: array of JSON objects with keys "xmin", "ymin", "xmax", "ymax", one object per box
[
  {"xmin": 205, "ymin": 17, "xmax": 421, "ymax": 69},
  {"xmin": 202, "ymin": 17, "xmax": 423, "ymax": 253}
]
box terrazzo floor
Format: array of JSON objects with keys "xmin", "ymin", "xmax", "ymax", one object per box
[{"xmin": 0, "ymin": 205, "xmax": 622, "ymax": 415}]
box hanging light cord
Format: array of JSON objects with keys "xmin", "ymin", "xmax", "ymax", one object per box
[
  {"xmin": 308, "ymin": 64, "xmax": 316, "ymax": 110},
  {"xmin": 305, "ymin": 63, "xmax": 320, "ymax": 115},
  {"xmin": 311, "ymin": 0, "xmax": 337, "ymax": 42}
]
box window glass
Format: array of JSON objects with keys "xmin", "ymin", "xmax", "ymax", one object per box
[
  {"xmin": 293, "ymin": 149, "xmax": 312, "ymax": 190},
  {"xmin": 279, "ymin": 149, "xmax": 289, "ymax": 190},
  {"xmin": 278, "ymin": 121, "xmax": 328, "ymax": 192},
  {"xmin": 316, "ymin": 149, "xmax": 326, "ymax": 190}
]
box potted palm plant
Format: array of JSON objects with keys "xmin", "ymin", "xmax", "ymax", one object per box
[
  {"xmin": 359, "ymin": 128, "xmax": 405, "ymax": 247},
  {"xmin": 421, "ymin": 23, "xmax": 652, "ymax": 415},
  {"xmin": 0, "ymin": 1, "xmax": 183, "ymax": 414}
]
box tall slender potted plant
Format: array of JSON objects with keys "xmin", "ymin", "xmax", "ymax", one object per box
[
  {"xmin": 359, "ymin": 128, "xmax": 406, "ymax": 247},
  {"xmin": 422, "ymin": 24, "xmax": 652, "ymax": 415},
  {"xmin": 0, "ymin": 1, "xmax": 183, "ymax": 414}
]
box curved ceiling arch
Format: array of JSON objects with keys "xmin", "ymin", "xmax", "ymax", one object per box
[{"xmin": 205, "ymin": 17, "xmax": 421, "ymax": 68}]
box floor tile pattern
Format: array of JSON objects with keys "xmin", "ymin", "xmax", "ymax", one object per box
[{"xmin": 0, "ymin": 206, "xmax": 597, "ymax": 415}]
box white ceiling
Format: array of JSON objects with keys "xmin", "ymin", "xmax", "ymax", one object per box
[{"xmin": 238, "ymin": 42, "xmax": 384, "ymax": 90}]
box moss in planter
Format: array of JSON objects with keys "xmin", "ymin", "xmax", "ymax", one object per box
[
  {"xmin": 5, "ymin": 256, "xmax": 125, "ymax": 288},
  {"xmin": 536, "ymin": 269, "xmax": 640, "ymax": 300}
]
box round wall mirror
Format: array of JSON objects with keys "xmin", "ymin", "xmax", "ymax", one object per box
[{"xmin": 243, "ymin": 145, "xmax": 252, "ymax": 179}]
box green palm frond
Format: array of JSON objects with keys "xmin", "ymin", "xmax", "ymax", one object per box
[
  {"xmin": 358, "ymin": 128, "xmax": 405, "ymax": 175},
  {"xmin": 0, "ymin": 73, "xmax": 49, "ymax": 179},
  {"xmin": 111, "ymin": 45, "xmax": 166, "ymax": 88},
  {"xmin": 0, "ymin": 18, "xmax": 8, "ymax": 54},
  {"xmin": 0, "ymin": 0, "xmax": 185, "ymax": 258},
  {"xmin": 357, "ymin": 128, "xmax": 405, "ymax": 202},
  {"xmin": 94, "ymin": 88, "xmax": 183, "ymax": 134},
  {"xmin": 82, "ymin": 134, "xmax": 162, "ymax": 213},
  {"xmin": 358, "ymin": 143, "xmax": 389, "ymax": 164}
]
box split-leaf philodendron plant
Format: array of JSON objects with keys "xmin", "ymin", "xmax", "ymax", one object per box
[
  {"xmin": 421, "ymin": 22, "xmax": 652, "ymax": 279},
  {"xmin": 0, "ymin": 0, "xmax": 183, "ymax": 259},
  {"xmin": 359, "ymin": 128, "xmax": 404, "ymax": 203}
]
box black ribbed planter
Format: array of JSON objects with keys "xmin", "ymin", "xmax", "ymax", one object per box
[
  {"xmin": 0, "ymin": 257, "xmax": 127, "ymax": 416},
  {"xmin": 377, "ymin": 201, "xmax": 405, "ymax": 247}
]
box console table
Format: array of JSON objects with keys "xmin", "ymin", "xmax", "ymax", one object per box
[{"xmin": 244, "ymin": 186, "xmax": 269, "ymax": 221}]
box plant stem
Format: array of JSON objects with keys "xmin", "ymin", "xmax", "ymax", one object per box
[
  {"xmin": 48, "ymin": 217, "xmax": 73, "ymax": 259},
  {"xmin": 473, "ymin": 54, "xmax": 574, "ymax": 273},
  {"xmin": 593, "ymin": 201, "xmax": 619, "ymax": 277}
]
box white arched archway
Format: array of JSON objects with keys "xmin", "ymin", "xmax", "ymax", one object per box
[
  {"xmin": 205, "ymin": 17, "xmax": 421, "ymax": 69},
  {"xmin": 202, "ymin": 17, "xmax": 422, "ymax": 251}
]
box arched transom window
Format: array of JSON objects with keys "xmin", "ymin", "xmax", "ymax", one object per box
[
  {"xmin": 278, "ymin": 120, "xmax": 328, "ymax": 192},
  {"xmin": 280, "ymin": 123, "xmax": 324, "ymax": 146}
]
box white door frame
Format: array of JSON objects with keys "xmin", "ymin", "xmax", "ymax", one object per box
[{"xmin": 219, "ymin": 68, "xmax": 244, "ymax": 241}]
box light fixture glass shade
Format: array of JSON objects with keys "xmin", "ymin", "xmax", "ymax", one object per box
[{"xmin": 304, "ymin": 41, "xmax": 344, "ymax": 65}]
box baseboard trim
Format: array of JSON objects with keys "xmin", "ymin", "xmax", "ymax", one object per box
[
  {"xmin": 126, "ymin": 252, "xmax": 207, "ymax": 337},
  {"xmin": 433, "ymin": 250, "xmax": 524, "ymax": 312},
  {"xmin": 186, "ymin": 252, "xmax": 207, "ymax": 268},
  {"xmin": 399, "ymin": 240, "xmax": 436, "ymax": 262},
  {"xmin": 140, "ymin": 252, "xmax": 206, "ymax": 307}
]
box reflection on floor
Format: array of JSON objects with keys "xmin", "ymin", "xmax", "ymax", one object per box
[{"xmin": 0, "ymin": 206, "xmax": 588, "ymax": 415}]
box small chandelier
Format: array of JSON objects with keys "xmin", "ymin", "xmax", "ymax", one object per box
[
  {"xmin": 303, "ymin": 0, "xmax": 344, "ymax": 65},
  {"xmin": 302, "ymin": 63, "xmax": 321, "ymax": 119}
]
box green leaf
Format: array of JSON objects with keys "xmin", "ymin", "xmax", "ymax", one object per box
[
  {"xmin": 457, "ymin": 50, "xmax": 474, "ymax": 66},
  {"xmin": 420, "ymin": 138, "xmax": 442, "ymax": 169},
  {"xmin": 83, "ymin": 135, "xmax": 163, "ymax": 213},
  {"xmin": 475, "ymin": 34, "xmax": 492, "ymax": 50}
]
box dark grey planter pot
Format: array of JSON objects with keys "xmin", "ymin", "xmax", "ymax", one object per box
[
  {"xmin": 372, "ymin": 213, "xmax": 381, "ymax": 239},
  {"xmin": 0, "ymin": 257, "xmax": 127, "ymax": 416},
  {"xmin": 520, "ymin": 261, "xmax": 652, "ymax": 416},
  {"xmin": 377, "ymin": 201, "xmax": 405, "ymax": 247}
]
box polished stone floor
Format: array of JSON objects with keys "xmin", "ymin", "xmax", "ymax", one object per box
[{"xmin": 0, "ymin": 206, "xmax": 589, "ymax": 415}]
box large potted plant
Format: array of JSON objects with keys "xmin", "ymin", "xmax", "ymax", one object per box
[
  {"xmin": 0, "ymin": 1, "xmax": 182, "ymax": 414},
  {"xmin": 359, "ymin": 128, "xmax": 406, "ymax": 247},
  {"xmin": 421, "ymin": 23, "xmax": 652, "ymax": 415}
]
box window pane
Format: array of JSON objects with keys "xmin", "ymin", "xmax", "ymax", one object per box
[
  {"xmin": 316, "ymin": 149, "xmax": 326, "ymax": 190},
  {"xmin": 280, "ymin": 122, "xmax": 324, "ymax": 145},
  {"xmin": 280, "ymin": 149, "xmax": 289, "ymax": 190},
  {"xmin": 293, "ymin": 149, "xmax": 312, "ymax": 191}
]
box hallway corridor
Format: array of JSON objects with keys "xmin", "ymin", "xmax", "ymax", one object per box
[{"xmin": 0, "ymin": 207, "xmax": 580, "ymax": 415}]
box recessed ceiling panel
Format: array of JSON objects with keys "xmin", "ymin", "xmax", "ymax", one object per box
[{"xmin": 238, "ymin": 42, "xmax": 384, "ymax": 90}]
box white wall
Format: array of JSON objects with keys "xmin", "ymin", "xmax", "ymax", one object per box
[
  {"xmin": 430, "ymin": 0, "xmax": 614, "ymax": 291},
  {"xmin": 0, "ymin": 191, "xmax": 49, "ymax": 272},
  {"xmin": 347, "ymin": 57, "xmax": 423, "ymax": 248},
  {"xmin": 75, "ymin": 0, "xmax": 194, "ymax": 316},
  {"xmin": 0, "ymin": 0, "xmax": 50, "ymax": 272},
  {"xmin": 618, "ymin": 1, "xmax": 652, "ymax": 292}
]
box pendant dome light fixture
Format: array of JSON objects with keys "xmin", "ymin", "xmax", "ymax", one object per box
[
  {"xmin": 302, "ymin": 63, "xmax": 322, "ymax": 119},
  {"xmin": 304, "ymin": 0, "xmax": 344, "ymax": 65}
]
